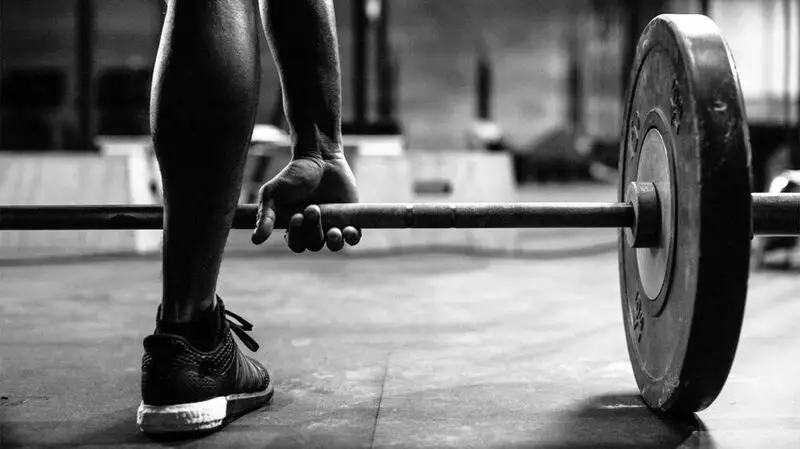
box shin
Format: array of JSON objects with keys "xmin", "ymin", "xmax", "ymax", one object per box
[{"xmin": 151, "ymin": 0, "xmax": 260, "ymax": 322}]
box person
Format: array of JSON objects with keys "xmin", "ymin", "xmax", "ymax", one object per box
[{"xmin": 136, "ymin": 0, "xmax": 359, "ymax": 436}]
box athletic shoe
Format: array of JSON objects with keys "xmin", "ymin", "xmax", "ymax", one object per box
[{"xmin": 137, "ymin": 297, "xmax": 273, "ymax": 436}]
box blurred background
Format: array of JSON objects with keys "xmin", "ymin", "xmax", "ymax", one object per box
[
  {"xmin": 0, "ymin": 0, "xmax": 799, "ymax": 259},
  {"xmin": 1, "ymin": 0, "xmax": 798, "ymax": 169}
]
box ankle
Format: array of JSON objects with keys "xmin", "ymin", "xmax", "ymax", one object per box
[
  {"xmin": 159, "ymin": 295, "xmax": 217, "ymax": 323},
  {"xmin": 157, "ymin": 296, "xmax": 222, "ymax": 351}
]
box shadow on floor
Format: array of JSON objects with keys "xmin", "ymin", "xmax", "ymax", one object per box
[
  {"xmin": 0, "ymin": 394, "xmax": 719, "ymax": 448},
  {"xmin": 533, "ymin": 393, "xmax": 715, "ymax": 449},
  {"xmin": 1, "ymin": 407, "xmax": 151, "ymax": 447},
  {"xmin": 2, "ymin": 396, "xmax": 376, "ymax": 448}
]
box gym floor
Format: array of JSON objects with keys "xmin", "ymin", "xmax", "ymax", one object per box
[{"xmin": 2, "ymin": 184, "xmax": 800, "ymax": 448}]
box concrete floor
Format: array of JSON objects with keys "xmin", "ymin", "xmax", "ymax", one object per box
[
  {"xmin": 2, "ymin": 249, "xmax": 800, "ymax": 447},
  {"xmin": 2, "ymin": 183, "xmax": 800, "ymax": 448}
]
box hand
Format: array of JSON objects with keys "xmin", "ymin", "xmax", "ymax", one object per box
[{"xmin": 251, "ymin": 153, "xmax": 361, "ymax": 252}]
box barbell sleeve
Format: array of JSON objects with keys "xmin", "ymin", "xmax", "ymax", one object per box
[{"xmin": 752, "ymin": 193, "xmax": 800, "ymax": 236}]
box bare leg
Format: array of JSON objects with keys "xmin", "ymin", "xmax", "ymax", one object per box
[
  {"xmin": 139, "ymin": 0, "xmax": 352, "ymax": 437},
  {"xmin": 151, "ymin": 0, "xmax": 260, "ymax": 322}
]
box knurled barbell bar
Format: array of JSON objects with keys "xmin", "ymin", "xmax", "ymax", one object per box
[
  {"xmin": 0, "ymin": 15, "xmax": 792, "ymax": 416},
  {"xmin": 0, "ymin": 188, "xmax": 797, "ymax": 237}
]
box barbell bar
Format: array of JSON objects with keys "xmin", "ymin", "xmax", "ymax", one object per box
[
  {"xmin": 0, "ymin": 202, "xmax": 631, "ymax": 230},
  {"xmin": 1, "ymin": 192, "xmax": 798, "ymax": 236}
]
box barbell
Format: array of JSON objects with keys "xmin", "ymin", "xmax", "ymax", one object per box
[
  {"xmin": 0, "ymin": 192, "xmax": 798, "ymax": 234},
  {"xmin": 1, "ymin": 15, "xmax": 796, "ymax": 416}
]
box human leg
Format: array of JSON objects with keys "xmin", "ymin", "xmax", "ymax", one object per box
[
  {"xmin": 137, "ymin": 0, "xmax": 272, "ymax": 436},
  {"xmin": 152, "ymin": 0, "xmax": 260, "ymax": 323}
]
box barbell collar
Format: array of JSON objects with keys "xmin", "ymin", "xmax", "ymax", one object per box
[{"xmin": 624, "ymin": 182, "xmax": 661, "ymax": 248}]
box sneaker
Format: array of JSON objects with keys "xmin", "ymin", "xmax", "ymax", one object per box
[{"xmin": 137, "ymin": 297, "xmax": 273, "ymax": 436}]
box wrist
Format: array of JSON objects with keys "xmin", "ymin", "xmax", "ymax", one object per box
[{"xmin": 291, "ymin": 135, "xmax": 344, "ymax": 161}]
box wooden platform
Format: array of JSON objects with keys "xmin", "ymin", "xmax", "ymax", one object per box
[{"xmin": 0, "ymin": 151, "xmax": 159, "ymax": 260}]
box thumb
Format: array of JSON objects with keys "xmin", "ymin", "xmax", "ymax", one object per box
[{"xmin": 252, "ymin": 184, "xmax": 277, "ymax": 245}]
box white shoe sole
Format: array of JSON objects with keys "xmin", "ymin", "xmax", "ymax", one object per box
[{"xmin": 137, "ymin": 384, "xmax": 274, "ymax": 435}]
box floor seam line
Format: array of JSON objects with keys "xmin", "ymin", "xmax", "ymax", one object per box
[{"xmin": 370, "ymin": 352, "xmax": 391, "ymax": 449}]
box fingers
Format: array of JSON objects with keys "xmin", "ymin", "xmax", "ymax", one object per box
[
  {"xmin": 326, "ymin": 228, "xmax": 345, "ymax": 252},
  {"xmin": 283, "ymin": 207, "xmax": 361, "ymax": 253},
  {"xmin": 252, "ymin": 195, "xmax": 276, "ymax": 245},
  {"xmin": 342, "ymin": 226, "xmax": 362, "ymax": 246},
  {"xmin": 252, "ymin": 160, "xmax": 322, "ymax": 246},
  {"xmin": 286, "ymin": 213, "xmax": 306, "ymax": 253},
  {"xmin": 322, "ymin": 226, "xmax": 360, "ymax": 252},
  {"xmin": 303, "ymin": 205, "xmax": 326, "ymax": 252}
]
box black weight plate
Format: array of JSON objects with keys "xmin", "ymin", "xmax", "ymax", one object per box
[{"xmin": 618, "ymin": 14, "xmax": 752, "ymax": 415}]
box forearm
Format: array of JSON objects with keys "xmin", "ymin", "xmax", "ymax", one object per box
[{"xmin": 261, "ymin": 0, "xmax": 343, "ymax": 159}]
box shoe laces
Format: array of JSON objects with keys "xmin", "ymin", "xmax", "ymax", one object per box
[{"xmin": 220, "ymin": 298, "xmax": 260, "ymax": 353}]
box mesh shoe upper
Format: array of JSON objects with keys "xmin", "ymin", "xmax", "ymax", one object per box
[{"xmin": 141, "ymin": 298, "xmax": 270, "ymax": 406}]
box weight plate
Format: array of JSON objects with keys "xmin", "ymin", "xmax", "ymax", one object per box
[{"xmin": 618, "ymin": 14, "xmax": 752, "ymax": 414}]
